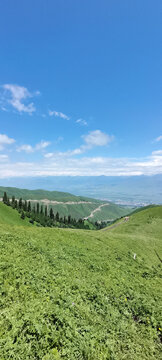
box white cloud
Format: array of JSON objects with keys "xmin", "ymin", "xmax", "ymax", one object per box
[
  {"xmin": 43, "ymin": 130, "xmax": 114, "ymax": 159},
  {"xmin": 154, "ymin": 135, "xmax": 162, "ymax": 142},
  {"xmin": 2, "ymin": 84, "xmax": 39, "ymax": 114},
  {"xmin": 44, "ymin": 153, "xmax": 54, "ymax": 159},
  {"xmin": 0, "ymin": 134, "xmax": 15, "ymax": 150},
  {"xmin": 0, "ymin": 154, "xmax": 8, "ymax": 161},
  {"xmin": 49, "ymin": 110, "xmax": 70, "ymax": 120},
  {"xmin": 1, "ymin": 151, "xmax": 162, "ymax": 178},
  {"xmin": 35, "ymin": 141, "xmax": 51, "ymax": 150},
  {"xmin": 16, "ymin": 144, "xmax": 34, "ymax": 153},
  {"xmin": 83, "ymin": 130, "xmax": 114, "ymax": 147},
  {"xmin": 17, "ymin": 140, "xmax": 50, "ymax": 153},
  {"xmin": 76, "ymin": 118, "xmax": 87, "ymax": 126},
  {"xmin": 152, "ymin": 150, "xmax": 162, "ymax": 155}
]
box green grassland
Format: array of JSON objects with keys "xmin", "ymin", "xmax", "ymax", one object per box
[
  {"xmin": 0, "ymin": 186, "xmax": 131, "ymax": 222},
  {"xmin": 90, "ymin": 204, "xmax": 130, "ymax": 222},
  {"xmin": 0, "ymin": 205, "xmax": 161, "ymax": 359},
  {"xmin": 0, "ymin": 186, "xmax": 101, "ymax": 203},
  {"xmin": 0, "ymin": 202, "xmax": 31, "ymax": 227},
  {"xmin": 44, "ymin": 203, "xmax": 99, "ymax": 220}
]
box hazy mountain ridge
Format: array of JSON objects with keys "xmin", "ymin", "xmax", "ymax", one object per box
[
  {"xmin": 0, "ymin": 186, "xmax": 131, "ymax": 222},
  {"xmin": 0, "ymin": 174, "xmax": 161, "ymax": 205}
]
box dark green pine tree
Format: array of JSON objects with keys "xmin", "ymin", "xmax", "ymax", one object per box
[
  {"xmin": 3, "ymin": 192, "xmax": 8, "ymax": 204},
  {"xmin": 56, "ymin": 212, "xmax": 59, "ymax": 222},
  {"xmin": 40, "ymin": 205, "xmax": 43, "ymax": 215},
  {"xmin": 45, "ymin": 205, "xmax": 48, "ymax": 217},
  {"xmin": 68, "ymin": 215, "xmax": 71, "ymax": 224},
  {"xmin": 23, "ymin": 200, "xmax": 27, "ymax": 211},
  {"xmin": 19, "ymin": 198, "xmax": 23, "ymax": 209},
  {"xmin": 50, "ymin": 208, "xmax": 54, "ymax": 220},
  {"xmin": 27, "ymin": 201, "xmax": 31, "ymax": 212},
  {"xmin": 36, "ymin": 202, "xmax": 40, "ymax": 214},
  {"xmin": 11, "ymin": 195, "xmax": 15, "ymax": 206},
  {"xmin": 14, "ymin": 200, "xmax": 18, "ymax": 209},
  {"xmin": 64, "ymin": 216, "xmax": 66, "ymax": 224}
]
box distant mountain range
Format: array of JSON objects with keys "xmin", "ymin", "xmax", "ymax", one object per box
[{"xmin": 0, "ymin": 174, "xmax": 161, "ymax": 205}]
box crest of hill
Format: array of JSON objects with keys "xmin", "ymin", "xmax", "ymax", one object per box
[
  {"xmin": 0, "ymin": 186, "xmax": 132, "ymax": 221},
  {"xmin": 0, "ymin": 186, "xmax": 102, "ymax": 203}
]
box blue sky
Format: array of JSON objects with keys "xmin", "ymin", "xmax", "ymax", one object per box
[{"xmin": 0, "ymin": 0, "xmax": 162, "ymax": 178}]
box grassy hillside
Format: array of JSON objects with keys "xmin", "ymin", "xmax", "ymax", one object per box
[
  {"xmin": 0, "ymin": 186, "xmax": 101, "ymax": 203},
  {"xmin": 91, "ymin": 203, "xmax": 130, "ymax": 222},
  {"xmin": 0, "ymin": 205, "xmax": 161, "ymax": 359},
  {"xmin": 0, "ymin": 186, "xmax": 131, "ymax": 221},
  {"xmin": 0, "ymin": 202, "xmax": 31, "ymax": 226}
]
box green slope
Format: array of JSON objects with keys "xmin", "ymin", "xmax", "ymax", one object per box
[
  {"xmin": 0, "ymin": 186, "xmax": 131, "ymax": 221},
  {"xmin": 0, "ymin": 186, "xmax": 101, "ymax": 203},
  {"xmin": 0, "ymin": 205, "xmax": 161, "ymax": 359},
  {"xmin": 0, "ymin": 202, "xmax": 31, "ymax": 226}
]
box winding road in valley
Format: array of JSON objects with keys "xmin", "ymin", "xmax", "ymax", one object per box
[{"xmin": 84, "ymin": 203, "xmax": 110, "ymax": 220}]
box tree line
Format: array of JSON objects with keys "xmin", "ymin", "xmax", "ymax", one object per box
[{"xmin": 2, "ymin": 191, "xmax": 107, "ymax": 229}]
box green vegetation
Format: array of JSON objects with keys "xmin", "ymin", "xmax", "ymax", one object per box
[
  {"xmin": 0, "ymin": 186, "xmax": 101, "ymax": 202},
  {"xmin": 0, "ymin": 204, "xmax": 161, "ymax": 359},
  {"xmin": 0, "ymin": 186, "xmax": 131, "ymax": 222},
  {"xmin": 0, "ymin": 202, "xmax": 31, "ymax": 226},
  {"xmin": 2, "ymin": 192, "xmax": 99, "ymax": 230}
]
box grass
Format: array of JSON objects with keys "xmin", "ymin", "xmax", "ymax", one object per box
[
  {"xmin": 0, "ymin": 186, "xmax": 102, "ymax": 203},
  {"xmin": 0, "ymin": 202, "xmax": 31, "ymax": 226},
  {"xmin": 0, "ymin": 186, "xmax": 131, "ymax": 222},
  {"xmin": 0, "ymin": 205, "xmax": 161, "ymax": 359}
]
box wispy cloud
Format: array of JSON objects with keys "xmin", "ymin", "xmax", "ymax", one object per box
[
  {"xmin": 76, "ymin": 118, "xmax": 87, "ymax": 126},
  {"xmin": 17, "ymin": 140, "xmax": 50, "ymax": 153},
  {"xmin": 0, "ymin": 134, "xmax": 15, "ymax": 150},
  {"xmin": 153, "ymin": 135, "xmax": 162, "ymax": 142},
  {"xmin": 35, "ymin": 141, "xmax": 51, "ymax": 150},
  {"xmin": 44, "ymin": 130, "xmax": 113, "ymax": 159},
  {"xmin": 1, "ymin": 84, "xmax": 39, "ymax": 114},
  {"xmin": 49, "ymin": 110, "xmax": 70, "ymax": 120},
  {"xmin": 44, "ymin": 130, "xmax": 114, "ymax": 159},
  {"xmin": 152, "ymin": 150, "xmax": 162, "ymax": 155},
  {"xmin": 0, "ymin": 154, "xmax": 8, "ymax": 161},
  {"xmin": 16, "ymin": 145, "xmax": 34, "ymax": 153}
]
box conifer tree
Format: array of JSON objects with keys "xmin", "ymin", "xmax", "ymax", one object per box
[
  {"xmin": 40, "ymin": 205, "xmax": 43, "ymax": 215},
  {"xmin": 45, "ymin": 205, "xmax": 48, "ymax": 217},
  {"xmin": 11, "ymin": 195, "xmax": 15, "ymax": 206},
  {"xmin": 24, "ymin": 200, "xmax": 27, "ymax": 211},
  {"xmin": 27, "ymin": 201, "xmax": 31, "ymax": 212},
  {"xmin": 36, "ymin": 202, "xmax": 39, "ymax": 214},
  {"xmin": 50, "ymin": 208, "xmax": 54, "ymax": 220},
  {"xmin": 3, "ymin": 192, "xmax": 8, "ymax": 204},
  {"xmin": 56, "ymin": 212, "xmax": 59, "ymax": 222},
  {"xmin": 19, "ymin": 198, "xmax": 23, "ymax": 209}
]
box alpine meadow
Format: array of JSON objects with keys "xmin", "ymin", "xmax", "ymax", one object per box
[{"xmin": 0, "ymin": 1, "xmax": 162, "ymax": 359}]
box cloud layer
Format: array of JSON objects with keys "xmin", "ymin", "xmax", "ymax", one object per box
[{"xmin": 0, "ymin": 151, "xmax": 162, "ymax": 177}]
